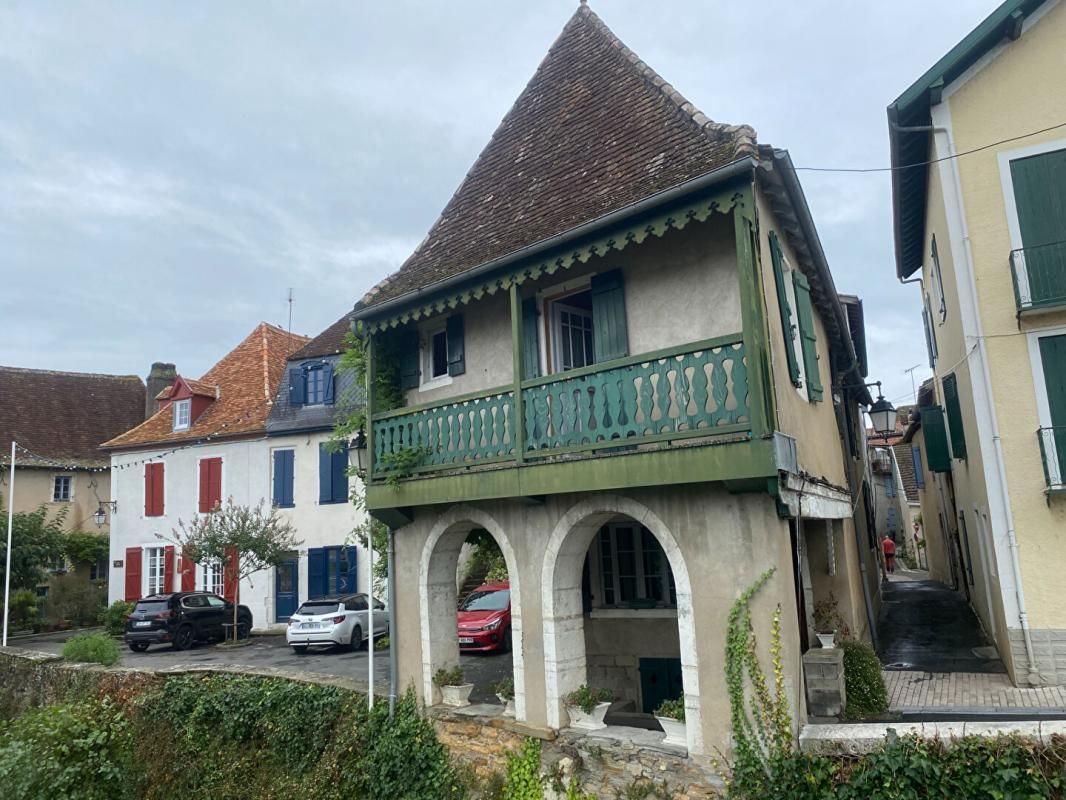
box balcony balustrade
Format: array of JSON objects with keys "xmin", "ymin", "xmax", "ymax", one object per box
[
  {"xmin": 1010, "ymin": 241, "xmax": 1066, "ymax": 313},
  {"xmin": 1038, "ymin": 426, "xmax": 1066, "ymax": 493}
]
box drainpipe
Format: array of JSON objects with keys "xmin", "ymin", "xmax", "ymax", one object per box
[
  {"xmin": 894, "ymin": 120, "xmax": 1039, "ymax": 684},
  {"xmin": 387, "ymin": 527, "xmax": 398, "ymax": 717}
]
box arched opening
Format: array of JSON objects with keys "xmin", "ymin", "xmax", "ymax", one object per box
[
  {"xmin": 419, "ymin": 507, "xmax": 525, "ymax": 720},
  {"xmin": 542, "ymin": 497, "xmax": 702, "ymax": 753}
]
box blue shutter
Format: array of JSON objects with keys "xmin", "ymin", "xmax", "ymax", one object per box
[
  {"xmin": 331, "ymin": 450, "xmax": 348, "ymax": 503},
  {"xmin": 342, "ymin": 546, "xmax": 358, "ymax": 593},
  {"xmin": 521, "ymin": 297, "xmax": 540, "ymax": 380},
  {"xmin": 446, "ymin": 315, "xmax": 465, "ymax": 376},
  {"xmin": 308, "ymin": 548, "xmax": 326, "ymax": 599},
  {"xmin": 590, "ymin": 269, "xmax": 628, "ymax": 363},
  {"xmin": 288, "ymin": 368, "xmax": 305, "ymax": 405},
  {"xmin": 912, "ymin": 446, "xmax": 925, "ymax": 490},
  {"xmin": 399, "ymin": 328, "xmax": 420, "ymax": 389},
  {"xmin": 318, "ymin": 443, "xmax": 332, "ymax": 503},
  {"xmin": 322, "ymin": 363, "xmax": 335, "ymax": 405},
  {"xmin": 272, "ymin": 451, "xmax": 284, "ymax": 507}
]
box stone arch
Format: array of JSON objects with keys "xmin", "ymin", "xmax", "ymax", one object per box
[
  {"xmin": 541, "ymin": 494, "xmax": 703, "ymax": 753},
  {"xmin": 419, "ymin": 505, "xmax": 526, "ymax": 720}
]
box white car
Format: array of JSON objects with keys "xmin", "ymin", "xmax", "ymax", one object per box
[{"xmin": 286, "ymin": 593, "xmax": 389, "ymax": 654}]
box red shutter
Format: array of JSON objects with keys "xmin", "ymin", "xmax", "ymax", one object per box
[
  {"xmin": 163, "ymin": 546, "xmax": 176, "ymax": 592},
  {"xmin": 199, "ymin": 457, "xmax": 222, "ymax": 512},
  {"xmin": 124, "ymin": 547, "xmax": 142, "ymax": 601},
  {"xmin": 223, "ymin": 546, "xmax": 239, "ymax": 602},
  {"xmin": 210, "ymin": 459, "xmax": 222, "ymax": 509},
  {"xmin": 145, "ymin": 464, "xmax": 165, "ymax": 517},
  {"xmin": 179, "ymin": 552, "xmax": 196, "ymax": 591}
]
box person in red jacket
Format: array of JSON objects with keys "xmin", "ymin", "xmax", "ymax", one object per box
[{"xmin": 881, "ymin": 534, "xmax": 897, "ymax": 574}]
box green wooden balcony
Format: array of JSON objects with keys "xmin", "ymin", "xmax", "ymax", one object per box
[
  {"xmin": 1010, "ymin": 241, "xmax": 1066, "ymax": 313},
  {"xmin": 370, "ymin": 334, "xmax": 750, "ymax": 481},
  {"xmin": 1038, "ymin": 426, "xmax": 1066, "ymax": 493}
]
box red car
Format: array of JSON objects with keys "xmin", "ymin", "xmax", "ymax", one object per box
[{"xmin": 457, "ymin": 582, "xmax": 511, "ymax": 653}]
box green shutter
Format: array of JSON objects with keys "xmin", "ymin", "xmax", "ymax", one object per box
[
  {"xmin": 769, "ymin": 232, "xmax": 801, "ymax": 387},
  {"xmin": 521, "ymin": 297, "xmax": 540, "ymax": 380},
  {"xmin": 590, "ymin": 269, "xmax": 628, "ymax": 363},
  {"xmin": 942, "ymin": 373, "xmax": 967, "ymax": 460},
  {"xmin": 921, "ymin": 406, "xmax": 952, "ymax": 473},
  {"xmin": 1010, "ymin": 149, "xmax": 1066, "ymax": 307},
  {"xmin": 1039, "ymin": 334, "xmax": 1066, "ymax": 481},
  {"xmin": 446, "ymin": 314, "xmax": 465, "ymax": 376},
  {"xmin": 397, "ymin": 328, "xmax": 420, "ymax": 390},
  {"xmin": 792, "ymin": 270, "xmax": 823, "ymax": 402}
]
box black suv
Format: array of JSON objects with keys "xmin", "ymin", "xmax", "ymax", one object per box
[{"xmin": 124, "ymin": 592, "xmax": 253, "ymax": 652}]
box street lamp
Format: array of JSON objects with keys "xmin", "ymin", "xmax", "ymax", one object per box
[
  {"xmin": 347, "ymin": 429, "xmax": 368, "ymax": 479},
  {"xmin": 868, "ymin": 384, "xmax": 897, "ymax": 439},
  {"xmin": 93, "ymin": 501, "xmax": 117, "ymax": 528}
]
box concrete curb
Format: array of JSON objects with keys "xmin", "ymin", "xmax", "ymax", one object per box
[{"xmin": 800, "ymin": 719, "xmax": 1066, "ymax": 753}]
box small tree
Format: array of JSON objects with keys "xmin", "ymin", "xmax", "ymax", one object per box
[
  {"xmin": 169, "ymin": 499, "xmax": 302, "ymax": 641},
  {"xmin": 0, "ymin": 501, "xmax": 66, "ymax": 590}
]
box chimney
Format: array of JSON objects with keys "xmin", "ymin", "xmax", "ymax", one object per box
[{"xmin": 145, "ymin": 362, "xmax": 177, "ymax": 419}]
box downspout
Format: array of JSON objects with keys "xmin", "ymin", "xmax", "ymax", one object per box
[
  {"xmin": 387, "ymin": 526, "xmax": 398, "ymax": 717},
  {"xmin": 894, "ymin": 120, "xmax": 1038, "ymax": 684}
]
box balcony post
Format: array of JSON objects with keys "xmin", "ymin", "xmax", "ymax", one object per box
[
  {"xmin": 365, "ymin": 331, "xmax": 376, "ymax": 481},
  {"xmin": 510, "ymin": 282, "xmax": 526, "ymax": 464},
  {"xmin": 734, "ymin": 201, "xmax": 774, "ymax": 439}
]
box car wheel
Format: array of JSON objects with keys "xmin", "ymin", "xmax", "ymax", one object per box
[
  {"xmin": 501, "ymin": 627, "xmax": 512, "ymax": 654},
  {"xmin": 348, "ymin": 625, "xmax": 363, "ymax": 652},
  {"xmin": 292, "ymin": 645, "xmax": 308, "ymax": 655},
  {"xmin": 128, "ymin": 642, "xmax": 149, "ymax": 653},
  {"xmin": 237, "ymin": 621, "xmax": 251, "ymax": 640},
  {"xmin": 172, "ymin": 625, "xmax": 194, "ymax": 651}
]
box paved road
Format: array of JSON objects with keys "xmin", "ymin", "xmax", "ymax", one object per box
[{"xmin": 18, "ymin": 630, "xmax": 512, "ymax": 702}]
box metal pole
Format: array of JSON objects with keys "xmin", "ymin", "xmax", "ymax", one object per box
[
  {"xmin": 367, "ymin": 535, "xmax": 374, "ymax": 709},
  {"xmin": 3, "ymin": 442, "xmax": 15, "ymax": 647},
  {"xmin": 387, "ymin": 526, "xmax": 397, "ymax": 718}
]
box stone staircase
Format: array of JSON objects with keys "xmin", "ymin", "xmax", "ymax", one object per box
[{"xmin": 457, "ymin": 562, "xmax": 490, "ymax": 607}]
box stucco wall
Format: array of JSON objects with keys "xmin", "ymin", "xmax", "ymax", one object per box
[
  {"xmin": 585, "ymin": 616, "xmax": 681, "ymax": 709},
  {"xmin": 754, "ymin": 188, "xmax": 848, "ymax": 487},
  {"xmin": 6, "ymin": 467, "xmax": 112, "ymax": 535},
  {"xmin": 390, "ymin": 484, "xmax": 807, "ymax": 756}
]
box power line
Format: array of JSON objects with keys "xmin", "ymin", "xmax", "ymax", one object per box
[{"xmin": 794, "ymin": 121, "xmax": 1066, "ymax": 174}]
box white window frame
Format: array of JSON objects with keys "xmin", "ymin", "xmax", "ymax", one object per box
[
  {"xmin": 419, "ymin": 324, "xmax": 452, "ymax": 390},
  {"xmin": 998, "ymin": 138, "xmax": 1066, "ymax": 310},
  {"xmin": 52, "ymin": 475, "xmax": 72, "ymax": 502},
  {"xmin": 173, "ymin": 399, "xmax": 191, "ymax": 431},
  {"xmin": 1027, "ymin": 323, "xmax": 1066, "ymax": 489},
  {"xmin": 550, "ymin": 300, "xmax": 595, "ymax": 372},
  {"xmin": 930, "ymin": 235, "xmax": 947, "ymax": 323},
  {"xmin": 145, "ymin": 546, "xmax": 166, "ymax": 596},
  {"xmin": 539, "ymin": 276, "xmax": 594, "ymax": 375},
  {"xmin": 592, "ymin": 523, "xmax": 676, "ymax": 610},
  {"xmin": 198, "ymin": 560, "xmax": 224, "ymax": 595},
  {"xmin": 304, "ymin": 363, "xmax": 327, "ymax": 406}
]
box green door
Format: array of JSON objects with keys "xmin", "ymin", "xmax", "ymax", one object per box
[
  {"xmin": 1039, "ymin": 334, "xmax": 1066, "ymax": 483},
  {"xmin": 639, "ymin": 657, "xmax": 683, "ymax": 714},
  {"xmin": 1010, "ymin": 149, "xmax": 1066, "ymax": 307}
]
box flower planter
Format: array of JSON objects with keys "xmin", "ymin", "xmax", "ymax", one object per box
[
  {"xmin": 497, "ymin": 694, "xmax": 516, "ymax": 717},
  {"xmin": 816, "ymin": 631, "xmax": 836, "ymax": 649},
  {"xmin": 566, "ymin": 701, "xmax": 611, "ymax": 730},
  {"xmin": 655, "ymin": 716, "xmax": 687, "ymax": 748},
  {"xmin": 440, "ymin": 683, "xmax": 474, "ymax": 707}
]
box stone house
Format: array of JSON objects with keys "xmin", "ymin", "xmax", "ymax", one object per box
[{"xmin": 352, "ymin": 5, "xmax": 878, "ymax": 755}]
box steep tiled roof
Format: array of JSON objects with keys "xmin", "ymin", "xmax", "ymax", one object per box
[
  {"xmin": 155, "ymin": 378, "xmax": 218, "ymax": 401},
  {"xmin": 290, "ymin": 313, "xmax": 353, "ymax": 361},
  {"xmin": 358, "ymin": 3, "xmax": 755, "ymax": 311},
  {"xmin": 102, "ymin": 323, "xmax": 309, "ymax": 450},
  {"xmin": 0, "ymin": 367, "xmax": 146, "ymax": 467},
  {"xmin": 893, "ymin": 442, "xmax": 920, "ymax": 504}
]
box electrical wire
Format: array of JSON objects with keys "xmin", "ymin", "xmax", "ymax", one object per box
[{"xmin": 794, "ymin": 121, "xmax": 1066, "ymax": 174}]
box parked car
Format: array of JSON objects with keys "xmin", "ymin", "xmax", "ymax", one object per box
[
  {"xmin": 457, "ymin": 582, "xmax": 511, "ymax": 653},
  {"xmin": 286, "ymin": 594, "xmax": 389, "ymax": 654},
  {"xmin": 124, "ymin": 592, "xmax": 253, "ymax": 652}
]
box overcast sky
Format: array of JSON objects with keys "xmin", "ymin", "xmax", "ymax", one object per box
[{"xmin": 1, "ymin": 0, "xmax": 998, "ymax": 406}]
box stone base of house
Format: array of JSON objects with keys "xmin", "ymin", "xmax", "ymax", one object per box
[{"xmin": 1008, "ymin": 628, "xmax": 1066, "ymax": 686}]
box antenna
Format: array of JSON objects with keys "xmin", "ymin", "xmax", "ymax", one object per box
[
  {"xmin": 903, "ymin": 364, "xmax": 922, "ymax": 406},
  {"xmin": 287, "ymin": 288, "xmax": 294, "ymax": 335}
]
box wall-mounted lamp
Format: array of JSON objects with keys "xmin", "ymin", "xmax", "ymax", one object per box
[
  {"xmin": 347, "ymin": 429, "xmax": 368, "ymax": 479},
  {"xmin": 93, "ymin": 501, "xmax": 118, "ymax": 527}
]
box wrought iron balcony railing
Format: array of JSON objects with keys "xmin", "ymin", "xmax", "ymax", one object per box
[
  {"xmin": 371, "ymin": 334, "xmax": 750, "ymax": 479},
  {"xmin": 1010, "ymin": 241, "xmax": 1066, "ymax": 313},
  {"xmin": 1038, "ymin": 426, "xmax": 1066, "ymax": 492}
]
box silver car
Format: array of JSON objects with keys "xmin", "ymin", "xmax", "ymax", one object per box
[{"xmin": 286, "ymin": 593, "xmax": 389, "ymax": 654}]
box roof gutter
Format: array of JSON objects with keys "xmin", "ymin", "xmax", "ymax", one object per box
[{"xmin": 353, "ymin": 156, "xmax": 757, "ymax": 322}]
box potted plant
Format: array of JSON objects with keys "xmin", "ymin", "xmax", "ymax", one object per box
[
  {"xmin": 494, "ymin": 677, "xmax": 516, "ymax": 717},
  {"xmin": 812, "ymin": 593, "xmax": 841, "ymax": 649},
  {"xmin": 654, "ymin": 697, "xmax": 687, "ymax": 747},
  {"xmin": 564, "ymin": 684, "xmax": 613, "ymax": 730},
  {"xmin": 433, "ymin": 665, "xmax": 473, "ymax": 707}
]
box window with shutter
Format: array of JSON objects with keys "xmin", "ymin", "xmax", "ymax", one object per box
[
  {"xmin": 124, "ymin": 547, "xmax": 143, "ymax": 601},
  {"xmin": 931, "ymin": 235, "xmax": 946, "ymax": 322},
  {"xmin": 198, "ymin": 457, "xmax": 222, "ymax": 512},
  {"xmin": 1010, "ymin": 149, "xmax": 1066, "ymax": 309},
  {"xmin": 521, "ymin": 297, "xmax": 541, "ymax": 379},
  {"xmin": 920, "ymin": 406, "xmax": 952, "ymax": 473},
  {"xmin": 272, "ymin": 450, "xmax": 295, "ymax": 508},
  {"xmin": 446, "ymin": 315, "xmax": 465, "ymax": 376},
  {"xmin": 792, "ymin": 270, "xmax": 823, "ymax": 402},
  {"xmin": 398, "ymin": 328, "xmax": 420, "ymax": 389},
  {"xmin": 288, "ymin": 368, "xmax": 306, "ymax": 406},
  {"xmin": 769, "ymin": 232, "xmax": 802, "ymax": 387},
  {"xmin": 319, "ymin": 443, "xmax": 348, "ymax": 504},
  {"xmin": 1038, "ymin": 333, "xmax": 1066, "ymax": 485},
  {"xmin": 942, "ymin": 373, "xmax": 967, "ymax": 459},
  {"xmin": 145, "ymin": 463, "xmax": 165, "ymax": 517},
  {"xmin": 589, "ymin": 269, "xmax": 628, "ymax": 363},
  {"xmin": 307, "ymin": 547, "xmax": 327, "ymax": 599},
  {"xmin": 163, "ymin": 546, "xmax": 176, "ymax": 593},
  {"xmin": 912, "ymin": 446, "xmax": 925, "ymax": 490}
]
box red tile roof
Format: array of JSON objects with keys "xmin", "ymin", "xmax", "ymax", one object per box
[
  {"xmin": 0, "ymin": 367, "xmax": 146, "ymax": 468},
  {"xmin": 358, "ymin": 3, "xmax": 755, "ymax": 311},
  {"xmin": 102, "ymin": 323, "xmax": 309, "ymax": 451},
  {"xmin": 155, "ymin": 378, "xmax": 218, "ymax": 401}
]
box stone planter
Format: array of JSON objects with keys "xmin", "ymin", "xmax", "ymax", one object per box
[
  {"xmin": 440, "ymin": 683, "xmax": 474, "ymax": 707},
  {"xmin": 816, "ymin": 631, "xmax": 836, "ymax": 649},
  {"xmin": 655, "ymin": 716, "xmax": 687, "ymax": 748},
  {"xmin": 497, "ymin": 693, "xmax": 516, "ymax": 717},
  {"xmin": 566, "ymin": 701, "xmax": 611, "ymax": 730}
]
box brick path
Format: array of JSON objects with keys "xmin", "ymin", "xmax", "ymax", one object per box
[{"xmin": 885, "ymin": 670, "xmax": 1066, "ymax": 713}]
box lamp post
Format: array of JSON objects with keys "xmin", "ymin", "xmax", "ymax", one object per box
[
  {"xmin": 347, "ymin": 430, "xmax": 373, "ymax": 708},
  {"xmin": 868, "ymin": 383, "xmax": 897, "ymax": 440}
]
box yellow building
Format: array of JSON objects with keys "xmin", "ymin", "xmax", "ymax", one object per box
[{"xmin": 888, "ymin": 0, "xmax": 1066, "ymax": 686}]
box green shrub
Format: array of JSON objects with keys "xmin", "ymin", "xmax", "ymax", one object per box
[
  {"xmin": 43, "ymin": 573, "xmax": 106, "ymax": 628},
  {"xmin": 0, "ymin": 698, "xmax": 136, "ymax": 800},
  {"xmin": 503, "ymin": 737, "xmax": 545, "ymax": 799},
  {"xmin": 840, "ymin": 640, "xmax": 887, "ymax": 720},
  {"xmin": 374, "ymin": 634, "xmax": 390, "ymax": 651},
  {"xmin": 7, "ymin": 589, "xmax": 39, "ymax": 629},
  {"xmin": 434, "ymin": 665, "xmax": 465, "ymax": 687},
  {"xmin": 62, "ymin": 632, "xmax": 120, "ymax": 666},
  {"xmin": 563, "ymin": 684, "xmax": 612, "ymax": 714},
  {"xmin": 493, "ymin": 677, "xmax": 515, "ymax": 700},
  {"xmin": 99, "ymin": 601, "xmax": 133, "ymax": 637},
  {"xmin": 654, "ymin": 697, "xmax": 685, "ymax": 721}
]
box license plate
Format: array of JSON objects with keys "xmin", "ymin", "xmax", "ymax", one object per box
[
  {"xmin": 134, "ymin": 621, "xmax": 151, "ymax": 628},
  {"xmin": 300, "ymin": 622, "xmax": 321, "ymax": 630},
  {"xmin": 459, "ymin": 637, "xmax": 474, "ymax": 644}
]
